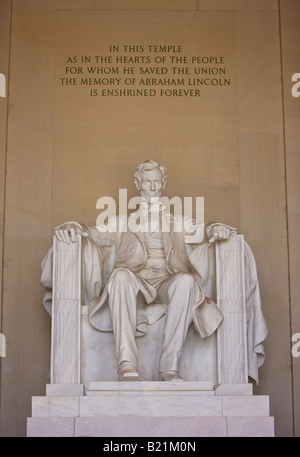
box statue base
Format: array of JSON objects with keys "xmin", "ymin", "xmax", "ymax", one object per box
[{"xmin": 27, "ymin": 381, "xmax": 274, "ymax": 437}]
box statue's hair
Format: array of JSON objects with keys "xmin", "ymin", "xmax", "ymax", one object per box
[{"xmin": 134, "ymin": 160, "xmax": 167, "ymax": 190}]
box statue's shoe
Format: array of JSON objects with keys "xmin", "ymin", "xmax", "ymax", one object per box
[
  {"xmin": 118, "ymin": 365, "xmax": 140, "ymax": 381},
  {"xmin": 160, "ymin": 371, "xmax": 184, "ymax": 382}
]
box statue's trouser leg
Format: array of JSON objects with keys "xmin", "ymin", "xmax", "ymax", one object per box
[
  {"xmin": 156, "ymin": 273, "xmax": 195, "ymax": 374},
  {"xmin": 107, "ymin": 269, "xmax": 140, "ymax": 372}
]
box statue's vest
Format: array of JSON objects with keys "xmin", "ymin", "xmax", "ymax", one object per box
[{"xmin": 114, "ymin": 213, "xmax": 191, "ymax": 275}]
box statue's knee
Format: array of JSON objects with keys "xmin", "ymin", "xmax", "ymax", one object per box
[
  {"xmin": 173, "ymin": 273, "xmax": 195, "ymax": 289},
  {"xmin": 112, "ymin": 268, "xmax": 131, "ymax": 283}
]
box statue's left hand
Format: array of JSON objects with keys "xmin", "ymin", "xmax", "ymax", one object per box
[{"xmin": 208, "ymin": 225, "xmax": 235, "ymax": 243}]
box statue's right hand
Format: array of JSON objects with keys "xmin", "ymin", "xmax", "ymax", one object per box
[{"xmin": 54, "ymin": 222, "xmax": 88, "ymax": 244}]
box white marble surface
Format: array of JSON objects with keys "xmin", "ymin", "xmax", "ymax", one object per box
[
  {"xmin": 80, "ymin": 395, "xmax": 223, "ymax": 417},
  {"xmin": 88, "ymin": 380, "xmax": 214, "ymax": 391},
  {"xmin": 214, "ymin": 383, "xmax": 253, "ymax": 396},
  {"xmin": 51, "ymin": 235, "xmax": 81, "ymax": 384},
  {"xmin": 216, "ymin": 235, "xmax": 248, "ymax": 384},
  {"xmin": 87, "ymin": 390, "xmax": 214, "ymax": 396},
  {"xmin": 27, "ymin": 415, "xmax": 275, "ymax": 437},
  {"xmin": 222, "ymin": 395, "xmax": 270, "ymax": 416},
  {"xmin": 31, "ymin": 387, "xmax": 270, "ymax": 418},
  {"xmin": 227, "ymin": 416, "xmax": 275, "ymax": 437},
  {"xmin": 27, "ymin": 418, "xmax": 75, "ymax": 437},
  {"xmin": 75, "ymin": 416, "xmax": 227, "ymax": 437},
  {"xmin": 28, "ymin": 381, "xmax": 274, "ymax": 437},
  {"xmin": 46, "ymin": 383, "xmax": 84, "ymax": 397},
  {"xmin": 31, "ymin": 396, "xmax": 79, "ymax": 417}
]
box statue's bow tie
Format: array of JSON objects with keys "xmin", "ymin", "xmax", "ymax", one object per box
[{"xmin": 140, "ymin": 199, "xmax": 165, "ymax": 214}]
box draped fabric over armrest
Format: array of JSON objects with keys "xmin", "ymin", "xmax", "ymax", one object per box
[{"xmin": 189, "ymin": 239, "xmax": 268, "ymax": 385}]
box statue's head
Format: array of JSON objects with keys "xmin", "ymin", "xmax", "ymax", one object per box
[{"xmin": 134, "ymin": 160, "xmax": 167, "ymax": 202}]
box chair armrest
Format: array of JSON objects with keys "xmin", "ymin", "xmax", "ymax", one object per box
[{"xmin": 50, "ymin": 235, "xmax": 82, "ymax": 384}]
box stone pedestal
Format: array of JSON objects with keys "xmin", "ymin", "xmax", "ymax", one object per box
[{"xmin": 27, "ymin": 381, "xmax": 275, "ymax": 437}]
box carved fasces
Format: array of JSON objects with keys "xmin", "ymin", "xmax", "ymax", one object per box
[
  {"xmin": 51, "ymin": 235, "xmax": 82, "ymax": 384},
  {"xmin": 216, "ymin": 235, "xmax": 248, "ymax": 384}
]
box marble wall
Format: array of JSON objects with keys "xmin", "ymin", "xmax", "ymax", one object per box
[{"xmin": 0, "ymin": 0, "xmax": 299, "ymax": 437}]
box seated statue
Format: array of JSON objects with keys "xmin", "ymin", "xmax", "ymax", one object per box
[{"xmin": 43, "ymin": 160, "xmax": 268, "ymax": 384}]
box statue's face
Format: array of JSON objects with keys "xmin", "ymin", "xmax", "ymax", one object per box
[{"xmin": 140, "ymin": 168, "xmax": 164, "ymax": 202}]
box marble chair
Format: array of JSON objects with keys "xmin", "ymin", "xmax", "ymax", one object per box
[{"xmin": 41, "ymin": 233, "xmax": 267, "ymax": 387}]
